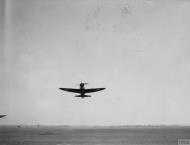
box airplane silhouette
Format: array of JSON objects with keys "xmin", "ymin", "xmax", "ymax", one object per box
[
  {"xmin": 0, "ymin": 115, "xmax": 6, "ymax": 118},
  {"xmin": 59, "ymin": 82, "xmax": 105, "ymax": 98}
]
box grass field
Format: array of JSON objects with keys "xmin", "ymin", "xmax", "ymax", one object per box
[{"xmin": 0, "ymin": 126, "xmax": 190, "ymax": 145}]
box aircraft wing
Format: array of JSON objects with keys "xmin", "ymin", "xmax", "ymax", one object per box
[
  {"xmin": 84, "ymin": 88, "xmax": 105, "ymax": 93},
  {"xmin": 59, "ymin": 88, "xmax": 81, "ymax": 93},
  {"xmin": 0, "ymin": 115, "xmax": 6, "ymax": 118}
]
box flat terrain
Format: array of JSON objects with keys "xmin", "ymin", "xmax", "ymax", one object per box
[{"xmin": 0, "ymin": 126, "xmax": 190, "ymax": 145}]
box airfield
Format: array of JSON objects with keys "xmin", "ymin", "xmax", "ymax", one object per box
[{"xmin": 0, "ymin": 126, "xmax": 190, "ymax": 145}]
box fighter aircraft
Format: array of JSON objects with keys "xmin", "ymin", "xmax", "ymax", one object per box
[
  {"xmin": 0, "ymin": 115, "xmax": 6, "ymax": 118},
  {"xmin": 59, "ymin": 82, "xmax": 105, "ymax": 98}
]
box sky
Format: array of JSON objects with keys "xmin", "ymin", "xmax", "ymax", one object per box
[{"xmin": 0, "ymin": 0, "xmax": 190, "ymax": 125}]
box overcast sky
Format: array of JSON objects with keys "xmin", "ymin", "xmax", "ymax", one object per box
[{"xmin": 1, "ymin": 0, "xmax": 190, "ymax": 125}]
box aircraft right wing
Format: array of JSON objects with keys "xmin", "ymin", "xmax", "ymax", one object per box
[
  {"xmin": 59, "ymin": 88, "xmax": 81, "ymax": 93},
  {"xmin": 84, "ymin": 88, "xmax": 105, "ymax": 93}
]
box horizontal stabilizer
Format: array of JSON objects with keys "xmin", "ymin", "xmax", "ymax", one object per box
[{"xmin": 75, "ymin": 95, "xmax": 91, "ymax": 98}]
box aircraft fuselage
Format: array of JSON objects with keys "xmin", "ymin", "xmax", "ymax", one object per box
[{"xmin": 59, "ymin": 82, "xmax": 105, "ymax": 98}]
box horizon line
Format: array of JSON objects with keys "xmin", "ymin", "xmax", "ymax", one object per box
[{"xmin": 1, "ymin": 124, "xmax": 190, "ymax": 127}]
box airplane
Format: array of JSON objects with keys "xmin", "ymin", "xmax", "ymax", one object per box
[
  {"xmin": 59, "ymin": 82, "xmax": 105, "ymax": 98},
  {"xmin": 0, "ymin": 115, "xmax": 6, "ymax": 118}
]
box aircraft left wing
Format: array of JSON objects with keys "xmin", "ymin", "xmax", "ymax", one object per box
[
  {"xmin": 84, "ymin": 88, "xmax": 105, "ymax": 93},
  {"xmin": 0, "ymin": 115, "xmax": 6, "ymax": 118},
  {"xmin": 59, "ymin": 88, "xmax": 81, "ymax": 93}
]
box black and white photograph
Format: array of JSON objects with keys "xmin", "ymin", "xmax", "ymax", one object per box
[{"xmin": 0, "ymin": 0, "xmax": 190, "ymax": 145}]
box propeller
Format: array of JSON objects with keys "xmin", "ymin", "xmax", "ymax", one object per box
[{"xmin": 76, "ymin": 82, "xmax": 88, "ymax": 86}]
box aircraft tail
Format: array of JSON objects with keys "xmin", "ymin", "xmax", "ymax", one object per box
[{"xmin": 75, "ymin": 95, "xmax": 91, "ymax": 98}]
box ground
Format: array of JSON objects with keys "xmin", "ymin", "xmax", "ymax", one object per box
[{"xmin": 0, "ymin": 126, "xmax": 190, "ymax": 145}]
